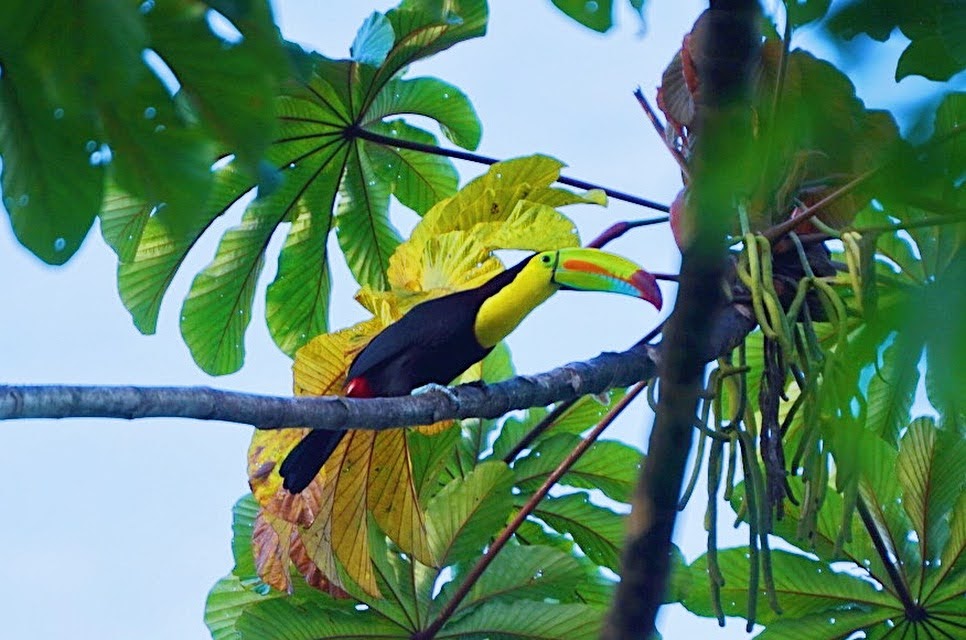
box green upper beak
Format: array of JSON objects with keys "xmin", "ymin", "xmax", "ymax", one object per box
[{"xmin": 549, "ymin": 247, "xmax": 663, "ymax": 310}]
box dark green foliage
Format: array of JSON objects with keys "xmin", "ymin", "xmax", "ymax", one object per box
[
  {"xmin": 0, "ymin": 0, "xmax": 285, "ymax": 264},
  {"xmin": 827, "ymin": 0, "xmax": 966, "ymax": 81},
  {"xmin": 548, "ymin": 0, "xmax": 647, "ymax": 33}
]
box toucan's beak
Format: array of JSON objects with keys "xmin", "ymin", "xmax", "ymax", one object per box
[{"xmin": 550, "ymin": 248, "xmax": 663, "ymax": 310}]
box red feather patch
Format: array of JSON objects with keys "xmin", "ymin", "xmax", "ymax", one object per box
[{"xmin": 345, "ymin": 377, "xmax": 374, "ymax": 398}]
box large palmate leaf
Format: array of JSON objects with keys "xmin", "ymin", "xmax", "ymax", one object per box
[
  {"xmin": 697, "ymin": 417, "xmax": 966, "ymax": 637},
  {"xmin": 431, "ymin": 545, "xmax": 586, "ymax": 619},
  {"xmin": 513, "ymin": 434, "xmax": 641, "ymax": 503},
  {"xmin": 0, "ymin": 0, "xmax": 283, "ymax": 264},
  {"xmin": 100, "ymin": 0, "xmax": 486, "ymax": 374},
  {"xmin": 209, "ymin": 491, "xmax": 619, "ymax": 639},
  {"xmin": 684, "ymin": 549, "xmax": 898, "ymax": 629},
  {"xmin": 425, "ymin": 461, "xmax": 515, "ymax": 567},
  {"xmin": 531, "ymin": 493, "xmax": 626, "ymax": 572}
]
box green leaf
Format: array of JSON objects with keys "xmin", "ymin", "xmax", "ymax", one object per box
[
  {"xmin": 923, "ymin": 491, "xmax": 966, "ymax": 603},
  {"xmin": 205, "ymin": 575, "xmax": 284, "ymax": 640},
  {"xmin": 99, "ymin": 181, "xmax": 153, "ymax": 263},
  {"xmin": 783, "ymin": 0, "xmax": 831, "ymax": 28},
  {"xmin": 513, "ymin": 434, "xmax": 641, "ymax": 503},
  {"xmin": 367, "ymin": 121, "xmax": 459, "ymax": 215},
  {"xmin": 264, "ymin": 157, "xmax": 343, "ymax": 355},
  {"xmin": 896, "ymin": 32, "xmax": 965, "ymax": 82},
  {"xmin": 683, "ymin": 549, "xmax": 898, "ymax": 625},
  {"xmin": 350, "ymin": 523, "xmax": 435, "ymax": 631},
  {"xmin": 114, "ymin": 164, "xmax": 253, "ymax": 334},
  {"xmin": 144, "ymin": 0, "xmax": 284, "ymax": 167},
  {"xmin": 0, "ymin": 1, "xmax": 284, "ymax": 266},
  {"xmin": 351, "ymin": 12, "xmax": 395, "ymax": 66},
  {"xmin": 235, "ymin": 598, "xmax": 405, "ymax": 640},
  {"xmin": 0, "ymin": 58, "xmax": 104, "ymax": 263},
  {"xmin": 183, "ymin": 149, "xmax": 357, "ymax": 374},
  {"xmin": 442, "ymin": 601, "xmax": 603, "ymax": 640},
  {"xmin": 864, "ymin": 337, "xmax": 921, "ymax": 444},
  {"xmin": 492, "ymin": 390, "xmax": 627, "ymax": 461},
  {"xmin": 336, "ymin": 144, "xmax": 401, "ymax": 290},
  {"xmin": 665, "ymin": 544, "xmax": 692, "ymax": 604},
  {"xmin": 368, "ymin": 76, "xmax": 482, "ymax": 150},
  {"xmin": 180, "ymin": 205, "xmax": 273, "ymax": 375},
  {"xmin": 205, "ymin": 495, "xmax": 283, "ymax": 640},
  {"xmin": 376, "ymin": 0, "xmax": 488, "ymax": 94},
  {"xmin": 425, "ymin": 461, "xmax": 515, "ymax": 566},
  {"xmin": 756, "ymin": 608, "xmax": 899, "ymax": 640},
  {"xmin": 932, "ymin": 92, "xmax": 965, "ymax": 181},
  {"xmin": 229, "ymin": 495, "xmax": 262, "ymax": 581},
  {"xmin": 99, "ymin": 72, "xmax": 214, "ymax": 233},
  {"xmin": 532, "ymin": 493, "xmax": 625, "ymax": 571},
  {"xmin": 550, "ymin": 0, "xmax": 614, "ymax": 33},
  {"xmin": 827, "ymin": 0, "xmax": 966, "ymax": 82},
  {"xmin": 896, "ymin": 417, "xmax": 966, "ymax": 569},
  {"xmin": 433, "ymin": 545, "xmax": 585, "ymax": 619}
]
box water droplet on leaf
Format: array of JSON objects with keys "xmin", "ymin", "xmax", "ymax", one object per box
[
  {"xmin": 53, "ymin": 237, "xmax": 66, "ymax": 251},
  {"xmin": 144, "ymin": 106, "xmax": 157, "ymax": 119},
  {"xmin": 53, "ymin": 108, "xmax": 64, "ymax": 119}
]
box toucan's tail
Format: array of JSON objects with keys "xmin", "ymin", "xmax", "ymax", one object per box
[{"xmin": 279, "ymin": 429, "xmax": 344, "ymax": 494}]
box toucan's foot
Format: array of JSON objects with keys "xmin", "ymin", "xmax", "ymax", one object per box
[
  {"xmin": 412, "ymin": 383, "xmax": 460, "ymax": 407},
  {"xmin": 592, "ymin": 391, "xmax": 611, "ymax": 405}
]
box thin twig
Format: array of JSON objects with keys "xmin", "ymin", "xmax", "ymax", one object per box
[
  {"xmin": 414, "ymin": 381, "xmax": 648, "ymax": 640},
  {"xmin": 586, "ymin": 217, "xmax": 671, "ymax": 249},
  {"xmin": 350, "ymin": 126, "xmax": 670, "ymax": 213},
  {"xmin": 633, "ymin": 87, "xmax": 689, "ymax": 176},
  {"xmin": 762, "ymin": 168, "xmax": 877, "ymax": 243}
]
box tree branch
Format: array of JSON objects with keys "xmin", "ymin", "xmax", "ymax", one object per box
[
  {"xmin": 350, "ymin": 126, "xmax": 671, "ymax": 213},
  {"xmin": 0, "ymin": 345, "xmax": 658, "ymax": 430},
  {"xmin": 604, "ymin": 1, "xmax": 761, "ymax": 637}
]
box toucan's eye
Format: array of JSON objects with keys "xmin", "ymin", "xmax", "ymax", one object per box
[{"xmin": 541, "ymin": 254, "xmax": 551, "ymax": 264}]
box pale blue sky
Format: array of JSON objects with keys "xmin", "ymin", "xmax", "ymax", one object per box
[{"xmin": 0, "ymin": 1, "xmax": 945, "ymax": 638}]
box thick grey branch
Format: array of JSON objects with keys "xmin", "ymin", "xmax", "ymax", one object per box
[{"xmin": 0, "ymin": 344, "xmax": 657, "ymax": 430}]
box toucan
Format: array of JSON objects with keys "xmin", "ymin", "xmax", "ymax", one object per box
[{"xmin": 279, "ymin": 247, "xmax": 663, "ymax": 494}]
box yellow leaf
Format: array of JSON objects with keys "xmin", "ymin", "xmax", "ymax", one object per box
[
  {"xmin": 248, "ymin": 427, "xmax": 322, "ymax": 526},
  {"xmin": 252, "ymin": 508, "xmax": 295, "ymax": 593},
  {"xmin": 387, "ymin": 231, "xmax": 503, "ymax": 294},
  {"xmin": 248, "ymin": 322, "xmax": 378, "ymax": 525},
  {"xmin": 251, "ymin": 507, "xmax": 348, "ymax": 597},
  {"xmin": 409, "ymin": 155, "xmax": 599, "ymax": 247},
  {"xmin": 467, "ymin": 201, "xmax": 581, "ymax": 251}
]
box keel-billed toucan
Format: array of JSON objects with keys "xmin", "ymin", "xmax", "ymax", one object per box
[{"xmin": 280, "ymin": 247, "xmax": 663, "ymax": 494}]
